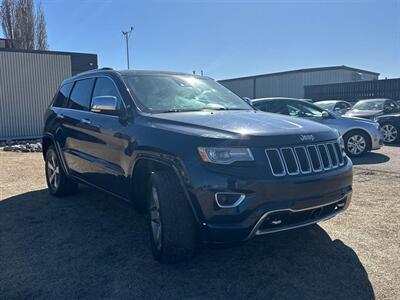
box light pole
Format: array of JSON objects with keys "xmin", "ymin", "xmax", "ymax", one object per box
[{"xmin": 122, "ymin": 26, "xmax": 134, "ymax": 69}]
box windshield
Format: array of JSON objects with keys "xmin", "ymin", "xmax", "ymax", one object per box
[
  {"xmin": 123, "ymin": 75, "xmax": 253, "ymax": 113},
  {"xmin": 315, "ymin": 102, "xmax": 335, "ymax": 110},
  {"xmin": 353, "ymin": 100, "xmax": 385, "ymax": 111},
  {"xmin": 286, "ymin": 101, "xmax": 325, "ymax": 118}
]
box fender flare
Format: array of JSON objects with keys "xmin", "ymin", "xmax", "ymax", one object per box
[
  {"xmin": 42, "ymin": 133, "xmax": 71, "ymax": 176},
  {"xmin": 129, "ymin": 151, "xmax": 205, "ymax": 225}
]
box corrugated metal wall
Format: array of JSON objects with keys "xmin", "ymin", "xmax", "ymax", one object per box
[
  {"xmin": 0, "ymin": 51, "xmax": 71, "ymax": 139},
  {"xmin": 219, "ymin": 69, "xmax": 379, "ymax": 99},
  {"xmin": 220, "ymin": 78, "xmax": 255, "ymax": 98}
]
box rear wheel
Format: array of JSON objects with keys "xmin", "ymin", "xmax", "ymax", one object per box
[
  {"xmin": 148, "ymin": 170, "xmax": 197, "ymax": 263},
  {"xmin": 380, "ymin": 122, "xmax": 399, "ymax": 144},
  {"xmin": 45, "ymin": 146, "xmax": 78, "ymax": 196},
  {"xmin": 343, "ymin": 131, "xmax": 370, "ymax": 157}
]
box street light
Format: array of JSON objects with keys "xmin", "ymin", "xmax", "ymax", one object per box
[{"xmin": 122, "ymin": 26, "xmax": 134, "ymax": 69}]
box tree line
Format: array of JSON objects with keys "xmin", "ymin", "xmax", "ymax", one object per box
[{"xmin": 0, "ymin": 0, "xmax": 48, "ymax": 50}]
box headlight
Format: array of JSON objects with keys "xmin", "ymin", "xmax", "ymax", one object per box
[
  {"xmin": 198, "ymin": 147, "xmax": 254, "ymax": 164},
  {"xmin": 339, "ymin": 136, "xmax": 346, "ymax": 157}
]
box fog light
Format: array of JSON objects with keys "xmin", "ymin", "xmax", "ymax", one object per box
[{"xmin": 215, "ymin": 193, "xmax": 246, "ymax": 208}]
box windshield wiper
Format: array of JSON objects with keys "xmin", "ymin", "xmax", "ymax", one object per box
[
  {"xmin": 203, "ymin": 107, "xmax": 252, "ymax": 111},
  {"xmin": 156, "ymin": 108, "xmax": 253, "ymax": 113},
  {"xmin": 157, "ymin": 108, "xmax": 205, "ymax": 113}
]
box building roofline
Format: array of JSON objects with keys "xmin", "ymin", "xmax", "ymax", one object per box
[
  {"xmin": 0, "ymin": 47, "xmax": 97, "ymax": 57},
  {"xmin": 219, "ymin": 65, "xmax": 380, "ymax": 82}
]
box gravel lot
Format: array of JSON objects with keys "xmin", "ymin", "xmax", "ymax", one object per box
[{"xmin": 1, "ymin": 146, "xmax": 399, "ymax": 299}]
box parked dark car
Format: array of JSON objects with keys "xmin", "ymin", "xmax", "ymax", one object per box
[
  {"xmin": 344, "ymin": 98, "xmax": 400, "ymax": 120},
  {"xmin": 252, "ymin": 97, "xmax": 382, "ymax": 157},
  {"xmin": 376, "ymin": 114, "xmax": 400, "ymax": 144},
  {"xmin": 43, "ymin": 69, "xmax": 353, "ymax": 263},
  {"xmin": 314, "ymin": 100, "xmax": 352, "ymax": 115}
]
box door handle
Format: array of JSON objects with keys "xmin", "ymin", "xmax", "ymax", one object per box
[
  {"xmin": 81, "ymin": 118, "xmax": 91, "ymax": 125},
  {"xmin": 58, "ymin": 113, "xmax": 65, "ymax": 119}
]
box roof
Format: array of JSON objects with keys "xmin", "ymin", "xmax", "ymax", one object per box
[
  {"xmin": 0, "ymin": 47, "xmax": 97, "ymax": 57},
  {"xmin": 219, "ymin": 65, "xmax": 380, "ymax": 82},
  {"xmin": 117, "ymin": 69, "xmax": 203, "ymax": 77},
  {"xmin": 252, "ymin": 97, "xmax": 300, "ymax": 102},
  {"xmin": 63, "ymin": 68, "xmax": 211, "ymax": 84},
  {"xmin": 358, "ymin": 98, "xmax": 390, "ymax": 102},
  {"xmin": 71, "ymin": 68, "xmax": 209, "ymax": 79}
]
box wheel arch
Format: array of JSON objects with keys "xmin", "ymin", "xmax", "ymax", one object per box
[
  {"xmin": 342, "ymin": 128, "xmax": 372, "ymax": 151},
  {"xmin": 129, "ymin": 153, "xmax": 203, "ymax": 224}
]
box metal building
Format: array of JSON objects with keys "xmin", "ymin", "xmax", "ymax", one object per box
[
  {"xmin": 305, "ymin": 78, "xmax": 400, "ymax": 101},
  {"xmin": 0, "ymin": 47, "xmax": 97, "ymax": 140},
  {"xmin": 218, "ymin": 66, "xmax": 379, "ymax": 99}
]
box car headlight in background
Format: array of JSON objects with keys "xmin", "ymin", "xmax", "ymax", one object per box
[{"xmin": 198, "ymin": 147, "xmax": 254, "ymax": 164}]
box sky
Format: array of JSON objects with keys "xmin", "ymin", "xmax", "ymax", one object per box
[{"xmin": 4, "ymin": 0, "xmax": 400, "ymax": 79}]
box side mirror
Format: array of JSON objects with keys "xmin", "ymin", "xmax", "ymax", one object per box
[
  {"xmin": 91, "ymin": 96, "xmax": 118, "ymax": 113},
  {"xmin": 321, "ymin": 111, "xmax": 330, "ymax": 118}
]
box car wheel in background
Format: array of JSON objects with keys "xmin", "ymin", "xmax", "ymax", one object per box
[
  {"xmin": 343, "ymin": 131, "xmax": 370, "ymax": 157},
  {"xmin": 45, "ymin": 146, "xmax": 78, "ymax": 196},
  {"xmin": 380, "ymin": 123, "xmax": 399, "ymax": 144},
  {"xmin": 148, "ymin": 170, "xmax": 197, "ymax": 263}
]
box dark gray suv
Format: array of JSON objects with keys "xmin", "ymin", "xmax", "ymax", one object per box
[{"xmin": 43, "ymin": 69, "xmax": 353, "ymax": 263}]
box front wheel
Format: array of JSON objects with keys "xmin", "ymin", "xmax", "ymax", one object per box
[
  {"xmin": 45, "ymin": 146, "xmax": 78, "ymax": 196},
  {"xmin": 148, "ymin": 170, "xmax": 197, "ymax": 263},
  {"xmin": 380, "ymin": 122, "xmax": 399, "ymax": 144},
  {"xmin": 343, "ymin": 131, "xmax": 370, "ymax": 157}
]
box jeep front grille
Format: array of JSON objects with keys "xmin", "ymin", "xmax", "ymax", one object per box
[{"xmin": 266, "ymin": 141, "xmax": 344, "ymax": 176}]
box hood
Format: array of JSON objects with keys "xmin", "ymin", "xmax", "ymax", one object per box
[
  {"xmin": 340, "ymin": 115, "xmax": 378, "ymax": 124},
  {"xmin": 142, "ymin": 110, "xmax": 338, "ymax": 144},
  {"xmin": 345, "ymin": 109, "xmax": 383, "ymax": 118}
]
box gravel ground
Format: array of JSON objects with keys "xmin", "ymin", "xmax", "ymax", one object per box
[{"xmin": 0, "ymin": 147, "xmax": 399, "ymax": 299}]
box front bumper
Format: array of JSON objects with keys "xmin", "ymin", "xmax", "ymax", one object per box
[
  {"xmin": 371, "ymin": 131, "xmax": 384, "ymax": 150},
  {"xmin": 185, "ymin": 158, "xmax": 353, "ymax": 243},
  {"xmin": 247, "ymin": 193, "xmax": 351, "ymax": 239}
]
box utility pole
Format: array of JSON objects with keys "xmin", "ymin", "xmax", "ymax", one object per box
[{"xmin": 122, "ymin": 26, "xmax": 134, "ymax": 69}]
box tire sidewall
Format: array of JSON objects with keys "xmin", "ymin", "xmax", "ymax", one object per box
[
  {"xmin": 380, "ymin": 122, "xmax": 399, "ymax": 144},
  {"xmin": 45, "ymin": 148, "xmax": 59, "ymax": 195},
  {"xmin": 344, "ymin": 131, "xmax": 370, "ymax": 157},
  {"xmin": 148, "ymin": 177, "xmax": 163, "ymax": 260}
]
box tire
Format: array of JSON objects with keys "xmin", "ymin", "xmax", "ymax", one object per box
[
  {"xmin": 343, "ymin": 130, "xmax": 371, "ymax": 157},
  {"xmin": 45, "ymin": 146, "xmax": 78, "ymax": 196},
  {"xmin": 147, "ymin": 170, "xmax": 197, "ymax": 263},
  {"xmin": 380, "ymin": 122, "xmax": 399, "ymax": 144}
]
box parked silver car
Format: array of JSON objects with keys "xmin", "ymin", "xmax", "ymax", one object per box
[
  {"xmin": 253, "ymin": 97, "xmax": 383, "ymax": 157},
  {"xmin": 314, "ymin": 100, "xmax": 352, "ymax": 115}
]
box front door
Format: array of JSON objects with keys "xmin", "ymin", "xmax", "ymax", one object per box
[{"xmin": 82, "ymin": 76, "xmax": 132, "ymax": 197}]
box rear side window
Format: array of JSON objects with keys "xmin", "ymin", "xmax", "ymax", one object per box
[
  {"xmin": 53, "ymin": 83, "xmax": 73, "ymax": 108},
  {"xmin": 68, "ymin": 78, "xmax": 95, "ymax": 111}
]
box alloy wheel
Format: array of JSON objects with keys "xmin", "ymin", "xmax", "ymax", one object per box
[
  {"xmin": 47, "ymin": 152, "xmax": 60, "ymax": 191},
  {"xmin": 150, "ymin": 186, "xmax": 162, "ymax": 251},
  {"xmin": 347, "ymin": 134, "xmax": 366, "ymax": 155},
  {"xmin": 381, "ymin": 124, "xmax": 398, "ymax": 143}
]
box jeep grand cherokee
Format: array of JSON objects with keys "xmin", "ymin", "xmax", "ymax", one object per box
[{"xmin": 43, "ymin": 69, "xmax": 353, "ymax": 263}]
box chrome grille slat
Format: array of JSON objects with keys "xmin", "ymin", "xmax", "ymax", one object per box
[
  {"xmin": 294, "ymin": 146, "xmax": 312, "ymax": 174},
  {"xmin": 280, "ymin": 147, "xmax": 300, "ymax": 175},
  {"xmin": 265, "ymin": 148, "xmax": 286, "ymax": 177},
  {"xmin": 266, "ymin": 141, "xmax": 345, "ymax": 177}
]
